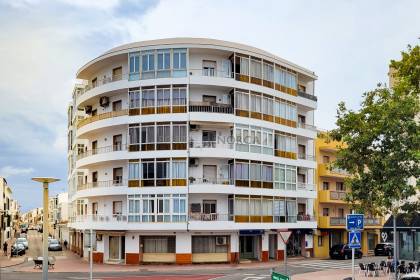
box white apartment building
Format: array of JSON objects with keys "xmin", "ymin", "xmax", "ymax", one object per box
[
  {"xmin": 67, "ymin": 38, "xmax": 318, "ymax": 264},
  {"xmin": 1, "ymin": 177, "xmax": 19, "ymax": 244}
]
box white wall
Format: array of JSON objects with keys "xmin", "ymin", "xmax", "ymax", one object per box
[{"xmin": 176, "ymin": 232, "xmax": 191, "ymax": 254}]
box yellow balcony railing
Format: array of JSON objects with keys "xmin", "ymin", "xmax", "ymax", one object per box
[
  {"xmin": 77, "ymin": 109, "xmax": 128, "ymax": 129},
  {"xmin": 318, "ymin": 190, "xmax": 348, "ymax": 203},
  {"xmin": 318, "ymin": 163, "xmax": 349, "ymax": 178}
]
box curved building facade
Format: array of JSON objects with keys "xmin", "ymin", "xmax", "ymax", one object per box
[{"xmin": 67, "ymin": 38, "xmax": 318, "ymax": 264}]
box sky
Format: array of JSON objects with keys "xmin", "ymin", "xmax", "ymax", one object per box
[{"xmin": 0, "ymin": 0, "xmax": 419, "ymax": 213}]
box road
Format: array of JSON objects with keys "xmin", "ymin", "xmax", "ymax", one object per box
[{"xmin": 0, "ymin": 231, "xmax": 386, "ymax": 280}]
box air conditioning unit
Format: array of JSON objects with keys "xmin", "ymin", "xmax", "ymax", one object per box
[
  {"xmin": 216, "ymin": 236, "xmax": 227, "ymax": 246},
  {"xmin": 189, "ymin": 158, "xmax": 198, "ymax": 166},
  {"xmin": 85, "ymin": 106, "xmax": 92, "ymax": 114},
  {"xmin": 99, "ymin": 96, "xmax": 110, "ymax": 107},
  {"xmin": 190, "ymin": 124, "xmax": 200, "ymax": 131}
]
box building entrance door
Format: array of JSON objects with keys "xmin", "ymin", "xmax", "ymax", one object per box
[
  {"xmin": 109, "ymin": 236, "xmax": 120, "ymax": 260},
  {"xmin": 240, "ymin": 236, "xmax": 259, "ymax": 260}
]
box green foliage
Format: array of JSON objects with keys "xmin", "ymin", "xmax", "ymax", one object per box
[{"xmin": 329, "ymin": 45, "xmax": 420, "ymax": 216}]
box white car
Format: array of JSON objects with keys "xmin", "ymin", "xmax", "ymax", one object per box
[
  {"xmin": 401, "ymin": 273, "xmax": 420, "ymax": 280},
  {"xmin": 16, "ymin": 237, "xmax": 28, "ymax": 249}
]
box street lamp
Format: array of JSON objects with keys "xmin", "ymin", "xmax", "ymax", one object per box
[{"xmin": 32, "ymin": 177, "xmax": 60, "ymax": 280}]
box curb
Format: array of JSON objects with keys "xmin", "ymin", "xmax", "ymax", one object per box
[{"xmin": 0, "ymin": 257, "xmax": 26, "ymax": 268}]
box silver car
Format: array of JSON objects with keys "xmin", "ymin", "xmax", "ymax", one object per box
[
  {"xmin": 48, "ymin": 239, "xmax": 62, "ymax": 251},
  {"xmin": 16, "ymin": 237, "xmax": 28, "ymax": 249}
]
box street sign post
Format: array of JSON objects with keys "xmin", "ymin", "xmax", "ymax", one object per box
[
  {"xmin": 272, "ymin": 271, "xmax": 290, "ymax": 280},
  {"xmin": 348, "ymin": 231, "xmax": 361, "ymax": 249},
  {"xmin": 346, "ymin": 214, "xmax": 364, "ymax": 231},
  {"xmin": 278, "ymin": 231, "xmax": 292, "ymax": 276},
  {"xmin": 347, "ymin": 213, "xmax": 364, "ymax": 280}
]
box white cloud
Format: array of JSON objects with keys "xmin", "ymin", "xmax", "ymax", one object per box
[{"xmin": 0, "ymin": 166, "xmax": 34, "ymax": 178}]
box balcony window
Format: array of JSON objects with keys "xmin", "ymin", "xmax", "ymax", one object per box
[
  {"xmin": 157, "ymin": 88, "xmax": 170, "ymax": 107},
  {"xmin": 142, "ymin": 196, "xmax": 155, "ymax": 222},
  {"xmin": 142, "ymin": 89, "xmax": 155, "ymax": 108},
  {"xmin": 262, "ymin": 96, "xmax": 273, "ymax": 116},
  {"xmin": 172, "ymin": 48, "xmax": 187, "ymax": 77},
  {"xmin": 202, "ymin": 60, "xmax": 216, "ymax": 76},
  {"xmin": 141, "ymin": 126, "xmax": 155, "ymax": 144},
  {"xmin": 156, "ymin": 160, "xmax": 170, "ymax": 179},
  {"xmin": 157, "ymin": 194, "xmax": 171, "ymax": 222},
  {"xmin": 142, "ymin": 161, "xmax": 155, "ymax": 180},
  {"xmin": 156, "ymin": 125, "xmax": 170, "ymax": 143},
  {"xmin": 172, "ymin": 194, "xmax": 186, "ymax": 222},
  {"xmin": 250, "ymin": 163, "xmax": 261, "ymax": 181},
  {"xmin": 250, "ymin": 58, "xmax": 262, "ymax": 80},
  {"xmin": 157, "ymin": 49, "xmax": 170, "ymax": 78},
  {"xmin": 235, "ymin": 90, "xmax": 249, "ymax": 111},
  {"xmin": 323, "ymin": 208, "xmax": 329, "ymax": 216},
  {"xmin": 129, "ymin": 90, "xmax": 140, "ymax": 109},
  {"xmin": 172, "ymin": 160, "xmax": 186, "ymax": 179},
  {"xmin": 172, "ymin": 124, "xmax": 187, "ymax": 143},
  {"xmin": 129, "ymin": 162, "xmax": 139, "ymax": 180},
  {"xmin": 249, "ymin": 126, "xmax": 261, "ymax": 153},
  {"xmin": 262, "ymin": 128, "xmax": 274, "ymax": 155},
  {"xmin": 141, "ymin": 51, "xmax": 155, "ymax": 79},
  {"xmin": 129, "ymin": 52, "xmax": 140, "ymax": 81},
  {"xmin": 274, "ymin": 164, "xmax": 296, "ymax": 190},
  {"xmin": 262, "ymin": 165, "xmax": 273, "ymax": 182},
  {"xmin": 235, "ymin": 163, "xmax": 249, "ymax": 180},
  {"xmin": 323, "ymin": 182, "xmax": 329, "ymax": 190},
  {"xmin": 286, "ymin": 200, "xmax": 297, "ymax": 222},
  {"xmin": 336, "ymin": 182, "xmax": 345, "ymax": 191},
  {"xmin": 250, "ymin": 93, "xmax": 262, "ymax": 113},
  {"xmin": 263, "ymin": 63, "xmax": 274, "ymax": 82},
  {"xmin": 113, "ymin": 167, "xmax": 123, "ymax": 184},
  {"xmin": 274, "ymin": 199, "xmax": 286, "ymax": 222},
  {"xmin": 172, "ymin": 87, "xmax": 187, "ymax": 105},
  {"xmin": 129, "ymin": 125, "xmax": 140, "ymax": 145}
]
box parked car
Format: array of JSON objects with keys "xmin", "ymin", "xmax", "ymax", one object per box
[
  {"xmin": 11, "ymin": 243, "xmax": 25, "ymax": 256},
  {"xmin": 330, "ymin": 244, "xmax": 363, "ymax": 259},
  {"xmin": 16, "ymin": 237, "xmax": 28, "ymax": 249},
  {"xmin": 374, "ymin": 242, "xmax": 393, "ymax": 256},
  {"xmin": 48, "ymin": 239, "xmax": 62, "ymax": 251},
  {"xmin": 401, "ymin": 273, "xmax": 420, "ymax": 280}
]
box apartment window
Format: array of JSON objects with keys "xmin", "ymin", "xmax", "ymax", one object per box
[
  {"xmin": 262, "ymin": 128, "xmax": 274, "ymax": 155},
  {"xmin": 141, "ymin": 51, "xmax": 155, "ymax": 79},
  {"xmin": 249, "ymin": 126, "xmax": 261, "ymax": 153},
  {"xmin": 92, "ymin": 203, "xmax": 98, "ymax": 215},
  {"xmin": 172, "ymin": 194, "xmax": 186, "ymax": 222},
  {"xmin": 157, "ymin": 49, "xmax": 170, "ymax": 78},
  {"xmin": 157, "ymin": 88, "xmax": 170, "ymax": 106},
  {"xmin": 142, "ymin": 195, "xmax": 155, "ymax": 222},
  {"xmin": 92, "ymin": 171, "xmax": 98, "ymax": 183},
  {"xmin": 129, "ymin": 162, "xmax": 140, "ymax": 179},
  {"xmin": 262, "ymin": 165, "xmax": 273, "ymax": 182},
  {"xmin": 173, "ymin": 48, "xmax": 187, "ymax": 77},
  {"xmin": 338, "ymin": 208, "xmax": 345, "ymax": 218},
  {"xmin": 129, "ymin": 52, "xmax": 140, "ymax": 80},
  {"xmin": 129, "ymin": 90, "xmax": 140, "ymax": 108},
  {"xmin": 113, "ymin": 167, "xmax": 123, "ymax": 184},
  {"xmin": 203, "ymin": 60, "xmax": 216, "ymax": 76},
  {"xmin": 235, "ymin": 125, "xmax": 250, "ymax": 152},
  {"xmin": 323, "ymin": 156, "xmax": 330, "ymax": 163},
  {"xmin": 141, "ymin": 125, "xmax": 155, "ymax": 144},
  {"xmin": 172, "ymin": 160, "xmax": 186, "ymax": 179},
  {"xmin": 128, "ymin": 195, "xmax": 141, "ymax": 222},
  {"xmin": 91, "ymin": 77, "xmax": 97, "ymax": 88},
  {"xmin": 156, "ymin": 125, "xmax": 171, "ymax": 143},
  {"xmin": 336, "ymin": 182, "xmax": 345, "ymax": 191},
  {"xmin": 172, "ymin": 87, "xmax": 187, "ymax": 105},
  {"xmin": 274, "ymin": 164, "xmax": 297, "ymax": 190},
  {"xmin": 113, "ymin": 134, "xmax": 122, "ymax": 151},
  {"xmin": 235, "ymin": 90, "xmax": 249, "ymax": 111},
  {"xmin": 262, "ymin": 96, "xmax": 273, "ymax": 116},
  {"xmin": 235, "ymin": 162, "xmax": 249, "ymax": 180},
  {"xmin": 129, "ymin": 125, "xmax": 140, "ymax": 145},
  {"xmin": 250, "ymin": 163, "xmax": 261, "ymax": 181},
  {"xmin": 318, "ymin": 236, "xmax": 323, "ymax": 247},
  {"xmin": 273, "ymin": 199, "xmax": 286, "ymax": 222},
  {"xmin": 239, "ymin": 56, "xmax": 249, "ymax": 76},
  {"xmin": 112, "ymin": 100, "xmax": 122, "ymax": 111},
  {"xmin": 142, "ymin": 161, "xmax": 155, "ymax": 179},
  {"xmin": 275, "ymin": 133, "xmax": 297, "ymax": 154},
  {"xmin": 202, "ymin": 200, "xmax": 217, "ymax": 214},
  {"xmin": 156, "ymin": 160, "xmax": 170, "ymax": 179},
  {"xmin": 323, "ymin": 208, "xmax": 329, "ymax": 216},
  {"xmin": 142, "ymin": 88, "xmax": 155, "ymax": 107},
  {"xmin": 157, "ymin": 194, "xmax": 170, "ymax": 222},
  {"xmin": 263, "ymin": 63, "xmax": 274, "ymax": 82},
  {"xmin": 250, "ymin": 93, "xmax": 261, "ymax": 113},
  {"xmin": 172, "ymin": 124, "xmax": 187, "ymax": 142},
  {"xmin": 113, "ymin": 201, "xmax": 122, "ymax": 215},
  {"xmin": 322, "ymin": 182, "xmax": 330, "ymax": 190},
  {"xmin": 250, "ymin": 59, "xmax": 262, "ymax": 79}
]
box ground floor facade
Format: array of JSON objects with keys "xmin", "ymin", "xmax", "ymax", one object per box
[
  {"xmin": 313, "ymin": 229, "xmax": 381, "ymax": 258},
  {"xmin": 69, "ymin": 229, "xmax": 314, "ymax": 264}
]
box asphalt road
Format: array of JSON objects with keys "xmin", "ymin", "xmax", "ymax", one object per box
[{"xmin": 0, "ymin": 231, "xmax": 387, "ymax": 280}]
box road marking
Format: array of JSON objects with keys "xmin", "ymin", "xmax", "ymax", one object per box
[{"xmin": 288, "ymin": 260, "xmax": 358, "ymax": 270}]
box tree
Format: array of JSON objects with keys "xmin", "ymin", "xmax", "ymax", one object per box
[{"xmin": 329, "ymin": 44, "xmax": 420, "ymax": 217}]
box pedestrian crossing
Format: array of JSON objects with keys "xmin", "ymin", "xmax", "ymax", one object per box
[{"xmin": 289, "ymin": 260, "xmax": 358, "ymax": 270}]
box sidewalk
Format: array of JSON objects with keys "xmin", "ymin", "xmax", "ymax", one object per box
[
  {"xmin": 0, "ymin": 255, "xmax": 26, "ymax": 268},
  {"xmin": 293, "ymin": 269, "xmax": 390, "ymax": 280}
]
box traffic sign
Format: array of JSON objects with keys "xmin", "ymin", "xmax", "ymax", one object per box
[
  {"xmin": 272, "ymin": 271, "xmax": 289, "ymax": 280},
  {"xmin": 346, "ymin": 214, "xmax": 364, "ymax": 231},
  {"xmin": 278, "ymin": 231, "xmax": 292, "ymax": 244},
  {"xmin": 349, "ymin": 231, "xmax": 362, "ymax": 249}
]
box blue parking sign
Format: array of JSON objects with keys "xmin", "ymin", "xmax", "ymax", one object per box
[
  {"xmin": 349, "ymin": 231, "xmax": 362, "ymax": 249},
  {"xmin": 346, "ymin": 214, "xmax": 364, "ymax": 231}
]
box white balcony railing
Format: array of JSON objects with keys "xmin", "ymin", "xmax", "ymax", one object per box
[
  {"xmin": 76, "ymin": 73, "xmax": 129, "ymax": 99},
  {"xmin": 77, "ymin": 179, "xmax": 127, "ymax": 191},
  {"xmin": 77, "ymin": 144, "xmax": 127, "ymax": 160},
  {"xmin": 189, "ymin": 102, "xmax": 233, "ymax": 114},
  {"xmin": 189, "ymin": 177, "xmax": 233, "ymax": 185},
  {"xmin": 298, "ymin": 153, "xmax": 316, "ymax": 161},
  {"xmin": 297, "ymin": 122, "xmax": 317, "ymax": 131},
  {"xmin": 297, "ymin": 182, "xmax": 315, "ymax": 191},
  {"xmin": 189, "ymin": 141, "xmax": 233, "ymax": 149},
  {"xmin": 189, "ymin": 68, "xmax": 234, "ymax": 79},
  {"xmin": 188, "ymin": 213, "xmax": 233, "ymax": 221}
]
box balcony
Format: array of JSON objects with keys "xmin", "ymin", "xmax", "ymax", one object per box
[
  {"xmin": 298, "ymin": 153, "xmax": 316, "ymax": 161},
  {"xmin": 189, "ymin": 141, "xmax": 233, "ymax": 150},
  {"xmin": 365, "ymin": 217, "xmax": 382, "ymax": 227},
  {"xmin": 70, "ymin": 214, "xmax": 128, "ymax": 223},
  {"xmin": 77, "ymin": 179, "xmax": 127, "ymax": 191},
  {"xmin": 318, "ymin": 216, "xmax": 346, "ymax": 228},
  {"xmin": 318, "ymin": 190, "xmax": 347, "ymax": 203},
  {"xmin": 189, "ymin": 68, "xmax": 233, "ymax": 79},
  {"xmin": 297, "ymin": 182, "xmax": 315, "ymax": 191},
  {"xmin": 76, "ymin": 73, "xmax": 128, "ymax": 99},
  {"xmin": 297, "ymin": 214, "xmax": 316, "ymax": 222},
  {"xmin": 77, "ymin": 144, "xmax": 127, "ymax": 160},
  {"xmin": 189, "ymin": 177, "xmax": 233, "ymax": 185},
  {"xmin": 298, "ymin": 90, "xmax": 317, "ymax": 102},
  {"xmin": 189, "ymin": 101, "xmax": 233, "ymax": 114},
  {"xmin": 76, "ymin": 109, "xmax": 128, "ymax": 129},
  {"xmin": 297, "ymin": 122, "xmax": 317, "ymax": 131},
  {"xmin": 189, "ymin": 213, "xmax": 233, "ymax": 221},
  {"xmin": 318, "ymin": 163, "xmax": 349, "ymax": 178}
]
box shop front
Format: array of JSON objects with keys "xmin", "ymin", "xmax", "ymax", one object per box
[{"xmin": 239, "ymin": 230, "xmax": 263, "ymax": 260}]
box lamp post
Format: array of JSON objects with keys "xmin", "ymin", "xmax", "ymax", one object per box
[{"xmin": 32, "ymin": 177, "xmax": 60, "ymax": 280}]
